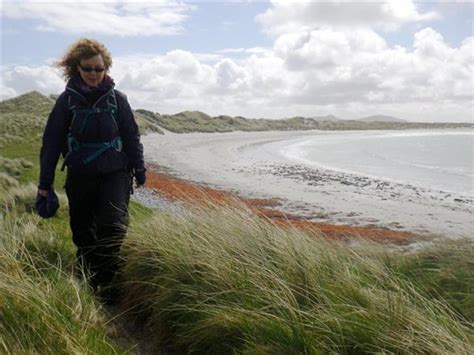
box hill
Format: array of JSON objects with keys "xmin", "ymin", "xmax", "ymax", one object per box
[
  {"xmin": 154, "ymin": 112, "xmax": 472, "ymax": 133},
  {"xmin": 151, "ymin": 110, "xmax": 321, "ymax": 133},
  {"xmin": 310, "ymin": 114, "xmax": 340, "ymax": 122},
  {"xmin": 137, "ymin": 109, "xmax": 473, "ymax": 133},
  {"xmin": 358, "ymin": 115, "xmax": 408, "ymax": 123},
  {"xmin": 0, "ymin": 91, "xmax": 54, "ymax": 147}
]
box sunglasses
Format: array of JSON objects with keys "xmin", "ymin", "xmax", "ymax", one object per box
[{"xmin": 78, "ymin": 64, "xmax": 106, "ymax": 73}]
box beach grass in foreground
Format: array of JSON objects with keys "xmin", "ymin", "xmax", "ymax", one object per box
[
  {"xmin": 0, "ymin": 188, "xmax": 123, "ymax": 353},
  {"xmin": 119, "ymin": 202, "xmax": 473, "ymax": 353}
]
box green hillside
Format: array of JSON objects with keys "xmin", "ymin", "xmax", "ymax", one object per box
[
  {"xmin": 154, "ymin": 111, "xmax": 322, "ymax": 132},
  {"xmin": 138, "ymin": 106, "xmax": 473, "ymax": 133},
  {"xmin": 0, "ymin": 91, "xmax": 53, "ymax": 147},
  {"xmin": 132, "ymin": 110, "xmax": 164, "ymax": 134},
  {"xmin": 158, "ymin": 113, "xmax": 473, "ymax": 133}
]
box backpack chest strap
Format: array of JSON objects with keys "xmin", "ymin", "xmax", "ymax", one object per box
[{"xmin": 67, "ymin": 136, "xmax": 123, "ymax": 165}]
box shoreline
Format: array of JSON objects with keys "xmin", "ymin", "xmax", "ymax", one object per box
[{"xmin": 140, "ymin": 130, "xmax": 473, "ymax": 240}]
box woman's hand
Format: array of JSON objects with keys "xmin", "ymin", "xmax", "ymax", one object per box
[
  {"xmin": 134, "ymin": 169, "xmax": 146, "ymax": 188},
  {"xmin": 38, "ymin": 189, "xmax": 49, "ymax": 197}
]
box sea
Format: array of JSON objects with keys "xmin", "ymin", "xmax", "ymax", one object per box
[{"xmin": 281, "ymin": 130, "xmax": 474, "ymax": 197}]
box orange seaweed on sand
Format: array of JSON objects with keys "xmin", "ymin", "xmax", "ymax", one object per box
[{"xmin": 145, "ymin": 168, "xmax": 415, "ymax": 244}]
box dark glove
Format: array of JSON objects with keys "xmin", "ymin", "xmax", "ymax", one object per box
[{"xmin": 134, "ymin": 168, "xmax": 146, "ymax": 187}]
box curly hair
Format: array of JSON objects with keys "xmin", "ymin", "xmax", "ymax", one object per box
[{"xmin": 56, "ymin": 38, "xmax": 112, "ymax": 80}]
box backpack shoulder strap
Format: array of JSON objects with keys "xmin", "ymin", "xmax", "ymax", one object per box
[
  {"xmin": 108, "ymin": 89, "xmax": 120, "ymax": 127},
  {"xmin": 67, "ymin": 93, "xmax": 76, "ymax": 111}
]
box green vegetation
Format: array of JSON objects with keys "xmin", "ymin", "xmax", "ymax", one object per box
[
  {"xmin": 0, "ymin": 92, "xmax": 473, "ymax": 353},
  {"xmin": 151, "ymin": 111, "xmax": 324, "ymax": 133},
  {"xmin": 390, "ymin": 243, "xmax": 474, "ymax": 323},
  {"xmin": 0, "ymin": 91, "xmax": 53, "ymax": 147},
  {"xmin": 119, "ymin": 205, "xmax": 473, "ymax": 353},
  {"xmin": 133, "ymin": 110, "xmax": 164, "ymax": 134},
  {"xmin": 137, "ymin": 108, "xmax": 472, "ymax": 134},
  {"xmin": 0, "ymin": 161, "xmax": 123, "ymax": 353},
  {"xmin": 1, "ymin": 172, "xmax": 473, "ymax": 353}
]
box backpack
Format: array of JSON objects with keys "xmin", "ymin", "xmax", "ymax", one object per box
[{"xmin": 61, "ymin": 89, "xmax": 128, "ymax": 175}]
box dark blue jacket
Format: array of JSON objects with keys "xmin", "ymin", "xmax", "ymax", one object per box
[{"xmin": 39, "ymin": 75, "xmax": 145, "ymax": 190}]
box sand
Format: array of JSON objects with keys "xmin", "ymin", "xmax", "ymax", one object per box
[{"xmin": 141, "ymin": 130, "xmax": 473, "ymax": 239}]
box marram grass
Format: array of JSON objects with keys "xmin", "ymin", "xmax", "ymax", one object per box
[
  {"xmin": 120, "ymin": 202, "xmax": 473, "ymax": 354},
  {"xmin": 0, "ymin": 195, "xmax": 123, "ymax": 354}
]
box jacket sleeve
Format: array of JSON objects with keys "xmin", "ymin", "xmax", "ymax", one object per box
[
  {"xmin": 38, "ymin": 93, "xmax": 70, "ymax": 190},
  {"xmin": 117, "ymin": 91, "xmax": 145, "ymax": 173}
]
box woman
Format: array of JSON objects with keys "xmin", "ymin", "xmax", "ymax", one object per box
[{"xmin": 38, "ymin": 38, "xmax": 146, "ymax": 303}]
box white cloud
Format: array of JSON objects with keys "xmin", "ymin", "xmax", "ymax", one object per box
[
  {"xmin": 318, "ymin": 29, "xmax": 468, "ymax": 105},
  {"xmin": 257, "ymin": 0, "xmax": 439, "ymax": 35},
  {"xmin": 1, "ymin": 65, "xmax": 63, "ymax": 99},
  {"xmin": 274, "ymin": 28, "xmax": 388, "ymax": 71},
  {"xmin": 2, "ymin": 0, "xmax": 194, "ymax": 36},
  {"xmin": 116, "ymin": 25, "xmax": 474, "ymax": 122},
  {"xmin": 0, "ymin": 82, "xmax": 18, "ymax": 100}
]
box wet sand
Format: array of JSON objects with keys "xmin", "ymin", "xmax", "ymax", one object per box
[{"xmin": 140, "ymin": 130, "xmax": 473, "ymax": 239}]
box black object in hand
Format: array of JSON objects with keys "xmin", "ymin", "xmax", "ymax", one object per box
[{"xmin": 35, "ymin": 189, "xmax": 60, "ymax": 218}]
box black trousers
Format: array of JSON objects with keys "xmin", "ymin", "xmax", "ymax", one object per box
[{"xmin": 65, "ymin": 170, "xmax": 130, "ymax": 289}]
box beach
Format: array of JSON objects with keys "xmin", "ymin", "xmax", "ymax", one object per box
[{"xmin": 140, "ymin": 130, "xmax": 473, "ymax": 239}]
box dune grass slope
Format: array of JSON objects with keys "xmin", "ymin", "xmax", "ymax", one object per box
[{"xmin": 119, "ymin": 203, "xmax": 473, "ymax": 354}]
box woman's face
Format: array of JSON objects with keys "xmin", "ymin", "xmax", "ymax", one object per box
[{"xmin": 78, "ymin": 54, "xmax": 106, "ymax": 87}]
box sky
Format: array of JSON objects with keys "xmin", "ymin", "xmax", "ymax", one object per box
[{"xmin": 1, "ymin": 0, "xmax": 473, "ymax": 122}]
